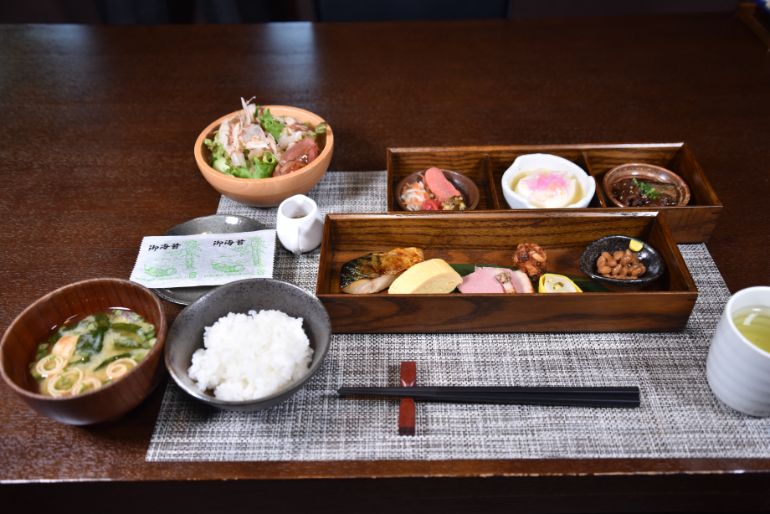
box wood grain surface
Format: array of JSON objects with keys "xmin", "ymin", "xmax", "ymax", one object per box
[
  {"xmin": 1, "ymin": 13, "xmax": 770, "ymax": 513},
  {"xmin": 316, "ymin": 212, "xmax": 696, "ymax": 333}
]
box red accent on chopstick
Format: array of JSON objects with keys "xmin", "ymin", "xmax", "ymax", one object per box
[{"xmin": 398, "ymin": 361, "xmax": 416, "ymax": 436}]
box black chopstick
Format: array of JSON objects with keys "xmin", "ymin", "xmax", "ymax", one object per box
[{"xmin": 337, "ymin": 386, "xmax": 640, "ymax": 408}]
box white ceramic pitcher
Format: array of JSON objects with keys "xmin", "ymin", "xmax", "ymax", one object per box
[{"xmin": 276, "ymin": 194, "xmax": 324, "ymax": 255}]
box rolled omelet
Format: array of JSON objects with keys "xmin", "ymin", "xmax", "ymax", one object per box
[{"xmin": 388, "ymin": 259, "xmax": 463, "ymax": 294}]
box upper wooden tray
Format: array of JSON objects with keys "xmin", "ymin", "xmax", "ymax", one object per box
[
  {"xmin": 386, "ymin": 143, "xmax": 722, "ymax": 243},
  {"xmin": 315, "ymin": 211, "xmax": 697, "ymax": 334}
]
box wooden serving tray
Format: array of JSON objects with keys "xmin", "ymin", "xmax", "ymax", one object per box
[
  {"xmin": 386, "ymin": 143, "xmax": 722, "ymax": 243},
  {"xmin": 315, "ymin": 211, "xmax": 697, "ymax": 334}
]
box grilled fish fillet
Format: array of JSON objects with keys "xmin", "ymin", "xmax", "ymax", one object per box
[{"xmin": 340, "ymin": 247, "xmax": 424, "ymax": 294}]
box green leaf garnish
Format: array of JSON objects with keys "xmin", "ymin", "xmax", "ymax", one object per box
[
  {"xmin": 76, "ymin": 331, "xmax": 103, "ymax": 356},
  {"xmin": 94, "ymin": 353, "xmax": 133, "ymax": 371},
  {"xmin": 632, "ymin": 178, "xmax": 659, "ymax": 200}
]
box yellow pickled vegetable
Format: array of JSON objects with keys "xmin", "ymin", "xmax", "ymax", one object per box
[
  {"xmin": 538, "ymin": 273, "xmax": 583, "ymax": 293},
  {"xmin": 629, "ymin": 239, "xmax": 643, "ymax": 252}
]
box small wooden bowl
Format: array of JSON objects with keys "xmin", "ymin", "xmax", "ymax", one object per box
[
  {"xmin": 0, "ymin": 278, "xmax": 167, "ymax": 425},
  {"xmin": 579, "ymin": 236, "xmax": 665, "ymax": 291},
  {"xmin": 194, "ymin": 105, "xmax": 334, "ymax": 207},
  {"xmin": 602, "ymin": 163, "xmax": 691, "ymax": 208},
  {"xmin": 395, "ymin": 169, "xmax": 480, "ymax": 211}
]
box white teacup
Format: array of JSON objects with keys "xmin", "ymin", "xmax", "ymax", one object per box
[
  {"xmin": 706, "ymin": 286, "xmax": 770, "ymax": 417},
  {"xmin": 276, "ymin": 194, "xmax": 324, "ymax": 255}
]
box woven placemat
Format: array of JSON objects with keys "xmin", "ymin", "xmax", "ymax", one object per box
[{"xmin": 147, "ymin": 171, "xmax": 769, "ymax": 462}]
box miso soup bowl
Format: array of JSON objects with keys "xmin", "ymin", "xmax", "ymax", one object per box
[
  {"xmin": 501, "ymin": 153, "xmax": 596, "ymax": 209},
  {"xmin": 194, "ymin": 105, "xmax": 334, "ymax": 207},
  {"xmin": 0, "ymin": 278, "xmax": 167, "ymax": 425}
]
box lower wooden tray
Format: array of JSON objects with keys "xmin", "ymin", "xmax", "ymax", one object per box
[{"xmin": 316, "ymin": 211, "xmax": 697, "ymax": 333}]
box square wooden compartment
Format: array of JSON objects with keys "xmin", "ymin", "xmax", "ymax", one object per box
[
  {"xmin": 315, "ymin": 211, "xmax": 697, "ymax": 334},
  {"xmin": 386, "ymin": 143, "xmax": 722, "ymax": 243}
]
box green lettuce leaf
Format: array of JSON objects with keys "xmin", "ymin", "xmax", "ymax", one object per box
[
  {"xmin": 258, "ymin": 108, "xmax": 285, "ymax": 140},
  {"xmin": 205, "ymin": 136, "xmax": 232, "ymax": 173},
  {"xmin": 313, "ymin": 123, "xmax": 327, "ymax": 136},
  {"xmin": 251, "ymin": 152, "xmax": 278, "ymax": 179}
]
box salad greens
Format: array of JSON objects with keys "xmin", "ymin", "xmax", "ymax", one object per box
[
  {"xmin": 258, "ymin": 108, "xmax": 285, "ymax": 140},
  {"xmin": 251, "ymin": 152, "xmax": 279, "ymax": 179},
  {"xmin": 204, "ymin": 99, "xmax": 324, "ymax": 180},
  {"xmin": 204, "ymin": 137, "xmax": 279, "ymax": 179}
]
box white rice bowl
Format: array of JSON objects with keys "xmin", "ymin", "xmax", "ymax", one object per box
[{"xmin": 187, "ymin": 309, "xmax": 313, "ymax": 401}]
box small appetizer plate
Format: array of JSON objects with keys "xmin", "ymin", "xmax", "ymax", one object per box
[
  {"xmin": 501, "ymin": 153, "xmax": 596, "ymax": 209},
  {"xmin": 602, "ymin": 163, "xmax": 691, "ymax": 208},
  {"xmin": 153, "ymin": 214, "xmax": 264, "ymax": 305},
  {"xmin": 395, "ymin": 168, "xmax": 480, "ymax": 212},
  {"xmin": 579, "ymin": 235, "xmax": 665, "ymax": 291}
]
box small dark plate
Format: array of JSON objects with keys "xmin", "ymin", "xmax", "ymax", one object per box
[
  {"xmin": 153, "ymin": 214, "xmax": 265, "ymax": 305},
  {"xmin": 579, "ymin": 235, "xmax": 665, "ymax": 290},
  {"xmin": 395, "ymin": 169, "xmax": 480, "ymax": 211}
]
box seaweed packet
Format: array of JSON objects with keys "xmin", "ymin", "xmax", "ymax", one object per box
[{"xmin": 129, "ymin": 230, "xmax": 275, "ymax": 289}]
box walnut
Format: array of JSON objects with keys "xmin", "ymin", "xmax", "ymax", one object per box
[{"xmin": 512, "ymin": 243, "xmax": 547, "ymax": 278}]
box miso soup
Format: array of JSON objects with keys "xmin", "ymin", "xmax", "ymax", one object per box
[{"xmin": 30, "ymin": 309, "xmax": 157, "ymax": 397}]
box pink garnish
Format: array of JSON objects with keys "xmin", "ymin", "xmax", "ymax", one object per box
[{"xmin": 523, "ymin": 172, "xmax": 568, "ymax": 192}]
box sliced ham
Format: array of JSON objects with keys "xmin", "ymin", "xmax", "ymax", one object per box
[
  {"xmin": 458, "ymin": 267, "xmax": 534, "ymax": 294},
  {"xmin": 508, "ymin": 269, "xmax": 534, "ymax": 293},
  {"xmin": 424, "ymin": 167, "xmax": 461, "ymax": 203},
  {"xmin": 458, "ymin": 267, "xmax": 504, "ymax": 293}
]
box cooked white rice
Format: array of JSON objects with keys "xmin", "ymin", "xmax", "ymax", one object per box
[{"xmin": 187, "ymin": 309, "xmax": 313, "ymax": 401}]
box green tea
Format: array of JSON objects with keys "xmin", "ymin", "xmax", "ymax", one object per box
[{"xmin": 732, "ymin": 305, "xmax": 770, "ymax": 353}]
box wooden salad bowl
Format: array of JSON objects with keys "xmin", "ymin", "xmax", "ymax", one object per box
[{"xmin": 194, "ymin": 105, "xmax": 334, "ymax": 207}]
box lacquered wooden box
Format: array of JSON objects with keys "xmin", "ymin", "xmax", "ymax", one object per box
[
  {"xmin": 315, "ymin": 211, "xmax": 697, "ymax": 334},
  {"xmin": 386, "ymin": 143, "xmax": 722, "ymax": 243}
]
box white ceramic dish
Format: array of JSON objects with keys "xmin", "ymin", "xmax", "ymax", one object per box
[{"xmin": 501, "ymin": 153, "xmax": 595, "ymax": 209}]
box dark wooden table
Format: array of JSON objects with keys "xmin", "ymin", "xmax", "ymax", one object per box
[{"xmin": 1, "ymin": 13, "xmax": 770, "ymax": 513}]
